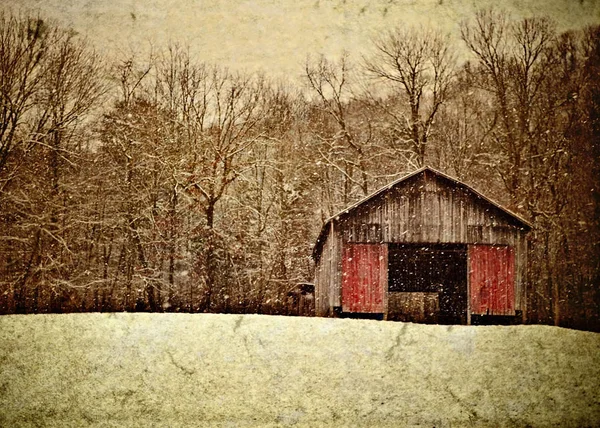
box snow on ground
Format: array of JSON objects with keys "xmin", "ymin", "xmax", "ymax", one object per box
[{"xmin": 0, "ymin": 313, "xmax": 598, "ymax": 427}]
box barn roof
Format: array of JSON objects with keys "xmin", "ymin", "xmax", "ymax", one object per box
[{"xmin": 312, "ymin": 166, "xmax": 532, "ymax": 259}]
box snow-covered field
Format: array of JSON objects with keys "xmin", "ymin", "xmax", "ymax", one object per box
[{"xmin": 0, "ymin": 313, "xmax": 598, "ymax": 427}]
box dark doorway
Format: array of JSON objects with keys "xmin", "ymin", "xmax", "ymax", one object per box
[{"xmin": 387, "ymin": 244, "xmax": 468, "ymax": 324}]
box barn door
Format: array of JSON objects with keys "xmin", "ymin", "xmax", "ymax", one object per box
[
  {"xmin": 469, "ymin": 245, "xmax": 515, "ymax": 316},
  {"xmin": 341, "ymin": 244, "xmax": 387, "ymax": 313}
]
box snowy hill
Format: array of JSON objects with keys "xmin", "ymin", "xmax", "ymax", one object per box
[{"xmin": 0, "ymin": 313, "xmax": 598, "ymax": 427}]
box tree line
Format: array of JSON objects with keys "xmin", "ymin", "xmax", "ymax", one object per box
[{"xmin": 0, "ymin": 9, "xmax": 598, "ymax": 330}]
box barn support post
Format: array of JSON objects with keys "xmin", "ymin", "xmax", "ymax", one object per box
[
  {"xmin": 330, "ymin": 220, "xmax": 337, "ymax": 314},
  {"xmin": 467, "ymin": 250, "xmax": 471, "ymax": 325},
  {"xmin": 522, "ymin": 259, "xmax": 528, "ymax": 324},
  {"xmin": 382, "ymin": 243, "xmax": 389, "ymax": 319}
]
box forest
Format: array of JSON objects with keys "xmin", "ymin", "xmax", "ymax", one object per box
[{"xmin": 0, "ymin": 9, "xmax": 598, "ymax": 331}]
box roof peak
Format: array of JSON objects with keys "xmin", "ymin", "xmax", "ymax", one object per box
[
  {"xmin": 312, "ymin": 166, "xmax": 532, "ymax": 259},
  {"xmin": 326, "ymin": 166, "xmax": 531, "ymax": 228}
]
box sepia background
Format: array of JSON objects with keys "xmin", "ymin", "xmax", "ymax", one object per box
[
  {"xmin": 0, "ymin": 0, "xmax": 598, "ymax": 329},
  {"xmin": 4, "ymin": 0, "xmax": 600, "ymax": 78}
]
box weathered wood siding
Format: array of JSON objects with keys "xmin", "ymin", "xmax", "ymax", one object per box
[
  {"xmin": 314, "ymin": 223, "xmax": 342, "ymax": 316},
  {"xmin": 469, "ymin": 245, "xmax": 515, "ymax": 316},
  {"xmin": 341, "ymin": 244, "xmax": 387, "ymax": 313},
  {"xmin": 314, "ymin": 170, "xmax": 529, "ymax": 319},
  {"xmin": 339, "ymin": 173, "xmax": 523, "ymax": 247}
]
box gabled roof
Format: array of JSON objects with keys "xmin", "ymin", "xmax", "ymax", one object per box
[{"xmin": 312, "ymin": 166, "xmax": 532, "ymax": 259}]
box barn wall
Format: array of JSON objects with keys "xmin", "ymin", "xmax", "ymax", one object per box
[
  {"xmin": 516, "ymin": 231, "xmax": 528, "ymax": 320},
  {"xmin": 314, "ymin": 223, "xmax": 342, "ymax": 316},
  {"xmin": 319, "ymin": 171, "xmax": 528, "ymax": 317},
  {"xmin": 341, "ymin": 174, "xmax": 523, "ymax": 247}
]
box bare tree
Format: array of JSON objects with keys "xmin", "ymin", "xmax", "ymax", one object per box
[
  {"xmin": 0, "ymin": 12, "xmax": 106, "ymax": 313},
  {"xmin": 0, "ymin": 13, "xmax": 46, "ymax": 180},
  {"xmin": 148, "ymin": 46, "xmax": 270, "ymax": 311},
  {"xmin": 461, "ymin": 9, "xmax": 600, "ymax": 327},
  {"xmin": 431, "ymin": 64, "xmax": 498, "ymax": 185},
  {"xmin": 364, "ymin": 25, "xmax": 455, "ymax": 167},
  {"xmin": 460, "ymin": 10, "xmax": 556, "ymax": 207},
  {"xmin": 305, "ymin": 53, "xmax": 372, "ymax": 204}
]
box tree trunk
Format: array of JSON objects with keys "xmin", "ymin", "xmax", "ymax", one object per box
[{"xmin": 203, "ymin": 201, "xmax": 216, "ymax": 312}]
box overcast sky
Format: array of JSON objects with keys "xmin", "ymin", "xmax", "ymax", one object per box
[{"xmin": 2, "ymin": 0, "xmax": 600, "ymax": 81}]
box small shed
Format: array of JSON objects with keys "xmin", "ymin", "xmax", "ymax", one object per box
[
  {"xmin": 287, "ymin": 283, "xmax": 316, "ymax": 317},
  {"xmin": 312, "ymin": 166, "xmax": 531, "ymax": 325}
]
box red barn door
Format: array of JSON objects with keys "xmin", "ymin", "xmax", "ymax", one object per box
[
  {"xmin": 342, "ymin": 244, "xmax": 387, "ymax": 313},
  {"xmin": 469, "ymin": 245, "xmax": 515, "ymax": 315}
]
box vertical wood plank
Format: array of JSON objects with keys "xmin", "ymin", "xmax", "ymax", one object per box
[
  {"xmin": 466, "ymin": 250, "xmax": 471, "ymax": 325},
  {"xmin": 469, "ymin": 245, "xmax": 516, "ymax": 315},
  {"xmin": 341, "ymin": 243, "xmax": 386, "ymax": 313}
]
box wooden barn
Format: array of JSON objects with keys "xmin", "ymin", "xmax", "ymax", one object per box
[{"xmin": 312, "ymin": 166, "xmax": 531, "ymax": 325}]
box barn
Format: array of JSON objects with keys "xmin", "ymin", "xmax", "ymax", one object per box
[{"xmin": 312, "ymin": 166, "xmax": 531, "ymax": 325}]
